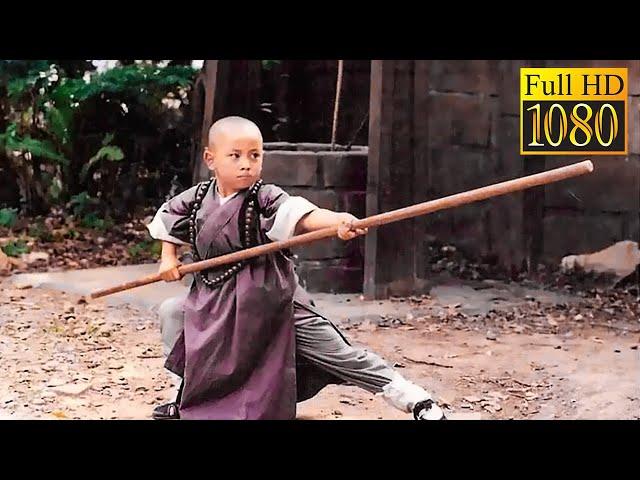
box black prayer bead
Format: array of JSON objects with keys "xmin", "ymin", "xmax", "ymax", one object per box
[{"xmin": 190, "ymin": 179, "xmax": 262, "ymax": 289}]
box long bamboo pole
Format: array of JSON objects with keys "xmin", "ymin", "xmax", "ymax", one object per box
[{"xmin": 90, "ymin": 160, "xmax": 593, "ymax": 299}]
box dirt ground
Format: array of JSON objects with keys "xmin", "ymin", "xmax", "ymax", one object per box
[{"xmin": 1, "ymin": 279, "xmax": 637, "ymax": 420}]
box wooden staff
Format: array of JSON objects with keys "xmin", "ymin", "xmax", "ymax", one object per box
[{"xmin": 90, "ymin": 159, "xmax": 594, "ymax": 299}]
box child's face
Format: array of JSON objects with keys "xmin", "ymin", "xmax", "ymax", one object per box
[{"xmin": 204, "ymin": 130, "xmax": 263, "ymax": 193}]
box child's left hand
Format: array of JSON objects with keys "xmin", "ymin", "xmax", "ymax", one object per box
[{"xmin": 336, "ymin": 213, "xmax": 368, "ymax": 241}]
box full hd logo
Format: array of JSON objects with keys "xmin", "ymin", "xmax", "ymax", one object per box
[{"xmin": 520, "ymin": 68, "xmax": 627, "ymax": 155}]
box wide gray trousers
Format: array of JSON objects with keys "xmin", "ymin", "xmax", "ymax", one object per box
[{"xmin": 158, "ymin": 292, "xmax": 433, "ymax": 413}]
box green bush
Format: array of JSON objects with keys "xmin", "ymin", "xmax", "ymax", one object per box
[
  {"xmin": 128, "ymin": 239, "xmax": 162, "ymax": 258},
  {"xmin": 1, "ymin": 239, "xmax": 30, "ymax": 257},
  {"xmin": 0, "ymin": 207, "xmax": 18, "ymax": 228},
  {"xmin": 0, "ymin": 60, "xmax": 199, "ymax": 216}
]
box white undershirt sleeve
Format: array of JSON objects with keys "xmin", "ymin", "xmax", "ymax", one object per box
[
  {"xmin": 265, "ymin": 196, "xmax": 318, "ymax": 242},
  {"xmin": 146, "ymin": 204, "xmax": 190, "ymax": 246}
]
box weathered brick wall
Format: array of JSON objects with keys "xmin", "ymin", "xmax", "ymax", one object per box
[
  {"xmin": 419, "ymin": 60, "xmax": 640, "ymax": 272},
  {"xmin": 262, "ymin": 142, "xmax": 367, "ymax": 293},
  {"xmin": 540, "ymin": 60, "xmax": 640, "ymax": 263},
  {"xmin": 419, "ymin": 60, "xmax": 527, "ymax": 276}
]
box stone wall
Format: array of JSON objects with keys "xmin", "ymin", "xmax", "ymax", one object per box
[
  {"xmin": 417, "ymin": 60, "xmax": 528, "ymax": 277},
  {"xmin": 540, "ymin": 60, "xmax": 640, "ymax": 263},
  {"xmin": 262, "ymin": 142, "xmax": 367, "ymax": 293},
  {"xmin": 417, "ymin": 60, "xmax": 640, "ymax": 273}
]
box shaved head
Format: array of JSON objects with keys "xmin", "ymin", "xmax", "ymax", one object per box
[
  {"xmin": 203, "ymin": 116, "xmax": 264, "ymax": 196},
  {"xmin": 208, "ymin": 116, "xmax": 262, "ymax": 147}
]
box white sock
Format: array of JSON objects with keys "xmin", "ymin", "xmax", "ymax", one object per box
[
  {"xmin": 377, "ymin": 373, "xmax": 433, "ymax": 413},
  {"xmin": 415, "ymin": 402, "xmax": 445, "ymax": 420}
]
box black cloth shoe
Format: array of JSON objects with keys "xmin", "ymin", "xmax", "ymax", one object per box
[
  {"xmin": 152, "ymin": 402, "xmax": 180, "ymax": 419},
  {"xmin": 152, "ymin": 380, "xmax": 183, "ymax": 420},
  {"xmin": 413, "ymin": 399, "xmax": 447, "ymax": 420}
]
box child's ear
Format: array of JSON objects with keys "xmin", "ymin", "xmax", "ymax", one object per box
[{"xmin": 203, "ymin": 147, "xmax": 215, "ymax": 170}]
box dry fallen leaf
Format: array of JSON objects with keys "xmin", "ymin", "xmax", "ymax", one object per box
[
  {"xmin": 357, "ymin": 321, "xmax": 377, "ymax": 332},
  {"xmin": 0, "ymin": 248, "xmax": 11, "ymax": 272},
  {"xmin": 446, "ymin": 303, "xmax": 461, "ymax": 316},
  {"xmin": 463, "ymin": 396, "xmax": 482, "ymax": 403},
  {"xmin": 20, "ymin": 251, "xmax": 50, "ymax": 264}
]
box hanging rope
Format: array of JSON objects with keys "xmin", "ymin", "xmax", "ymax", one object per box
[{"xmin": 331, "ymin": 60, "xmax": 344, "ymax": 150}]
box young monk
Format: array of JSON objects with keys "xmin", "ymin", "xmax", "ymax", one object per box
[{"xmin": 146, "ymin": 116, "xmax": 447, "ymax": 420}]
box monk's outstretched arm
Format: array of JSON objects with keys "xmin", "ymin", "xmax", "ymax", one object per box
[{"xmin": 294, "ymin": 209, "xmax": 368, "ymax": 241}]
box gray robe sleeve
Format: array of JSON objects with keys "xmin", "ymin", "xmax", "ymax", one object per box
[
  {"xmin": 147, "ymin": 185, "xmax": 200, "ymax": 245},
  {"xmin": 258, "ymin": 184, "xmax": 318, "ymax": 242}
]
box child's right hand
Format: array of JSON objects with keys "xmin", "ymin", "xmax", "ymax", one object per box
[{"xmin": 158, "ymin": 257, "xmax": 183, "ymax": 282}]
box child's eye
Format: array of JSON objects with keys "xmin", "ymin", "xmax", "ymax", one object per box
[
  {"xmin": 252, "ymin": 153, "xmax": 261, "ymax": 159},
  {"xmin": 229, "ymin": 153, "xmax": 240, "ymax": 159}
]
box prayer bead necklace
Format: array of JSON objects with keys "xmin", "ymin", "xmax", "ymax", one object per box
[{"xmin": 189, "ymin": 178, "xmax": 263, "ymax": 288}]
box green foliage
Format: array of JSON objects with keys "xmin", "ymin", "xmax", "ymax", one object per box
[
  {"xmin": 3, "ymin": 61, "xmax": 50, "ymax": 98},
  {"xmin": 47, "ymin": 64, "xmax": 197, "ymax": 112},
  {"xmin": 0, "ymin": 208, "xmax": 18, "ymax": 227},
  {"xmin": 28, "ymin": 222, "xmax": 54, "ymax": 242},
  {"xmin": 0, "ymin": 60, "xmax": 198, "ymax": 216},
  {"xmin": 7, "ymin": 77, "xmax": 33, "ymax": 97},
  {"xmin": 44, "ymin": 106, "xmax": 71, "ymax": 145},
  {"xmin": 128, "ymin": 239, "xmax": 162, "ymax": 258},
  {"xmin": 0, "ymin": 123, "xmax": 69, "ymax": 165},
  {"xmin": 79, "ymin": 212, "xmax": 113, "ymax": 230},
  {"xmin": 69, "ymin": 191, "xmax": 98, "ymax": 217},
  {"xmin": 66, "ymin": 228, "xmax": 80, "ymax": 239},
  {"xmin": 1, "ymin": 239, "xmax": 30, "ymax": 257},
  {"xmin": 79, "ymin": 135, "xmax": 124, "ymax": 182}
]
